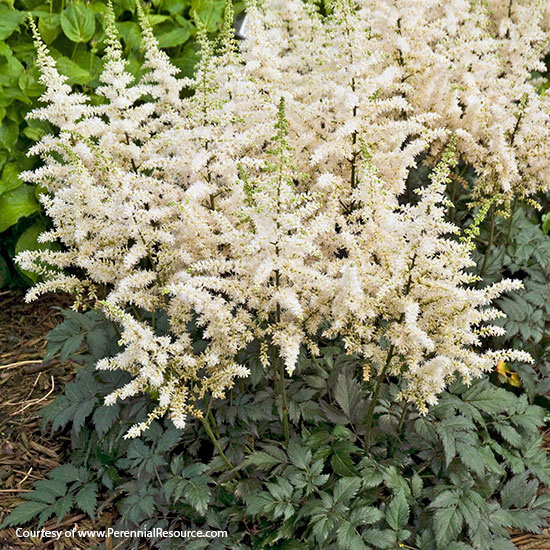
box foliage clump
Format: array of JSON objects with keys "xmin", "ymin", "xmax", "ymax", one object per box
[{"xmin": 2, "ymin": 320, "xmax": 550, "ymax": 550}]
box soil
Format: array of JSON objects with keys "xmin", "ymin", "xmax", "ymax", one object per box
[{"xmin": 0, "ymin": 290, "xmax": 548, "ymax": 549}]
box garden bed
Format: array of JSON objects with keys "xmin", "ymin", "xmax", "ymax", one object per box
[{"xmin": 0, "ymin": 292, "xmax": 549, "ymax": 549}]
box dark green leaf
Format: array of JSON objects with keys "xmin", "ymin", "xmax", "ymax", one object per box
[
  {"xmin": 386, "ymin": 492, "xmax": 409, "ymax": 530},
  {"xmin": 75, "ymin": 483, "xmax": 97, "ymax": 517}
]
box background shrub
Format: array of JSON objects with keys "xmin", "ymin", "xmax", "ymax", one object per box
[{"xmin": 0, "ymin": 0, "xmax": 243, "ymax": 288}]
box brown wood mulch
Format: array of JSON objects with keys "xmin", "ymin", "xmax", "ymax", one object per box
[
  {"xmin": 0, "ymin": 290, "xmax": 108, "ymax": 550},
  {"xmin": 0, "ymin": 289, "xmax": 549, "ymax": 549}
]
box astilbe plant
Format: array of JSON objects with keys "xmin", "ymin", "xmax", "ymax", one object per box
[{"xmin": 18, "ymin": 0, "xmax": 538, "ymax": 440}]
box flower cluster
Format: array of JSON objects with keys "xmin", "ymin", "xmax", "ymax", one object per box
[{"xmin": 18, "ymin": 0, "xmax": 537, "ymax": 435}]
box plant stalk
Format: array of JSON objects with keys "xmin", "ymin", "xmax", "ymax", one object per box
[
  {"xmin": 479, "ymin": 204, "xmax": 496, "ymax": 279},
  {"xmin": 201, "ymin": 416, "xmax": 234, "ymax": 470},
  {"xmin": 364, "ymin": 346, "xmax": 394, "ymax": 454},
  {"xmin": 271, "ymin": 341, "xmax": 290, "ymax": 446},
  {"xmin": 389, "ymin": 402, "xmax": 410, "ymax": 456}
]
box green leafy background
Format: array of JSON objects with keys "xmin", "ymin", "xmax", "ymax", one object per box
[{"xmin": 0, "ymin": 0, "xmax": 242, "ymax": 288}]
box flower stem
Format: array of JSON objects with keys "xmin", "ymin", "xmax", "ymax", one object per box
[
  {"xmin": 389, "ymin": 402, "xmax": 410, "ymax": 456},
  {"xmin": 479, "ymin": 204, "xmax": 496, "ymax": 279},
  {"xmin": 271, "ymin": 344, "xmax": 290, "ymax": 446},
  {"xmin": 201, "ymin": 415, "xmax": 234, "ymax": 470},
  {"xmin": 278, "ymin": 353, "xmax": 290, "ymax": 446},
  {"xmin": 364, "ymin": 346, "xmax": 394, "ymax": 454}
]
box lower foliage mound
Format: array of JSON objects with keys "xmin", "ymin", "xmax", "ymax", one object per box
[{"xmin": 2, "ymin": 308, "xmax": 550, "ymax": 550}]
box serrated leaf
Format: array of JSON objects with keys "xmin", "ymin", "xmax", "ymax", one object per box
[
  {"xmin": 53, "ymin": 494, "xmax": 73, "ymax": 521},
  {"xmin": 245, "ymin": 450, "xmax": 284, "ymax": 470},
  {"xmin": 490, "ymin": 539, "xmax": 517, "ymax": 550},
  {"xmin": 501, "ymin": 472, "xmax": 538, "ymax": 509},
  {"xmin": 183, "ymin": 478, "xmax": 211, "ymax": 516},
  {"xmin": 156, "ymin": 427, "xmax": 183, "ymax": 453},
  {"xmin": 76, "ymin": 483, "xmax": 97, "ymax": 517},
  {"xmin": 92, "ymin": 404, "xmax": 120, "ymax": 436},
  {"xmin": 333, "ymin": 477, "xmax": 361, "ymax": 505},
  {"xmin": 386, "ymin": 492, "xmax": 409, "ymax": 530},
  {"xmin": 431, "ymin": 490, "xmax": 460, "ymax": 509},
  {"xmin": 331, "ymin": 440, "xmax": 359, "ymax": 476},
  {"xmin": 34, "ymin": 478, "xmax": 67, "ymax": 499},
  {"xmin": 72, "ymin": 397, "xmax": 97, "ymax": 433},
  {"xmin": 410, "ymin": 472, "xmax": 423, "ymax": 498},
  {"xmin": 0, "ymin": 500, "xmax": 50, "ymax": 528},
  {"xmin": 434, "ymin": 505, "xmax": 463, "ymax": 546},
  {"xmin": 287, "ymin": 440, "xmax": 312, "ymax": 470},
  {"xmin": 337, "ymin": 520, "xmax": 367, "ymax": 550},
  {"xmin": 333, "ymin": 372, "xmax": 361, "ymax": 421},
  {"xmin": 50, "ymin": 464, "xmax": 80, "ymax": 483},
  {"xmin": 364, "ymin": 528, "xmax": 397, "ymax": 549},
  {"xmin": 494, "ymin": 423, "xmax": 522, "ymax": 448}
]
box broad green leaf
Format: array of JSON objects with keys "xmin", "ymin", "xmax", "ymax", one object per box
[
  {"xmin": 0, "ymin": 118, "xmax": 18, "ymax": 149},
  {"xmin": 0, "ymin": 6, "xmax": 25, "ymax": 40},
  {"xmin": 147, "ymin": 14, "xmax": 170, "ymax": 26},
  {"xmin": 157, "ymin": 24, "xmax": 191, "ymax": 49},
  {"xmin": 15, "ymin": 219, "xmax": 60, "ymax": 283},
  {"xmin": 18, "ymin": 68, "xmax": 44, "ymax": 97},
  {"xmin": 23, "ymin": 119, "xmax": 52, "ymax": 142},
  {"xmin": 50, "ymin": 49, "xmax": 91, "ymax": 85},
  {"xmin": 60, "ymin": 3, "xmax": 95, "ymax": 43},
  {"xmin": 172, "ymin": 40, "xmax": 200, "ymax": 77},
  {"xmin": 0, "ymin": 184, "xmax": 40, "ymax": 233},
  {"xmin": 38, "ymin": 12, "xmax": 61, "ymax": 44},
  {"xmin": 162, "ymin": 0, "xmax": 187, "ymax": 14},
  {"xmin": 115, "ymin": 21, "xmax": 141, "ymax": 51},
  {"xmin": 0, "ymin": 162, "xmax": 21, "ymax": 195},
  {"xmin": 191, "ymin": 0, "xmax": 225, "ymax": 32},
  {"xmin": 118, "ymin": 0, "xmax": 135, "ymax": 12},
  {"xmin": 0, "ymin": 42, "xmax": 23, "ymax": 87}
]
